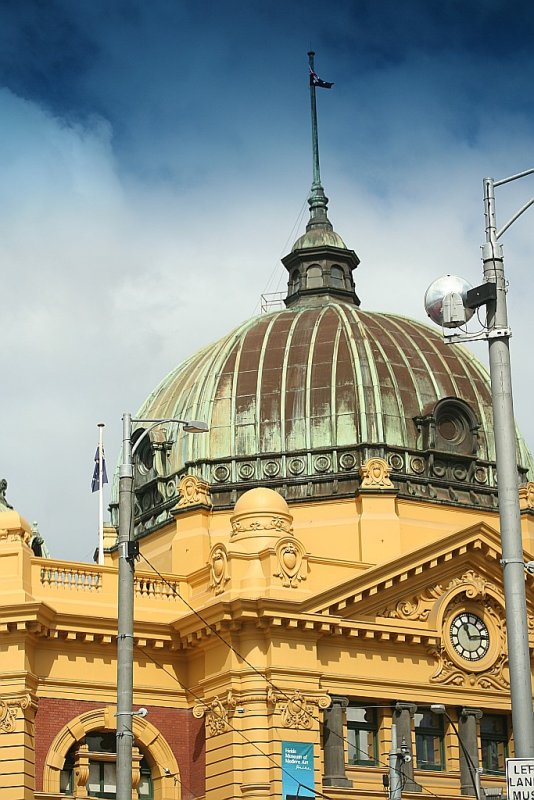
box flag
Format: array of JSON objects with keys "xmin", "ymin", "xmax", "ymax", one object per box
[
  {"xmin": 309, "ymin": 68, "xmax": 334, "ymax": 89},
  {"xmin": 91, "ymin": 447, "xmax": 108, "ymax": 493}
]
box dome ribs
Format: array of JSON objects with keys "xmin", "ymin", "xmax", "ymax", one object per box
[
  {"xmin": 233, "ymin": 317, "xmax": 272, "ymax": 455},
  {"xmin": 308, "ymin": 308, "xmax": 337, "ymax": 450},
  {"xmin": 284, "ymin": 309, "xmax": 317, "ymax": 452},
  {"xmin": 258, "ymin": 313, "xmax": 293, "ymax": 454},
  {"xmin": 391, "ymin": 317, "xmax": 494, "ymax": 461},
  {"xmin": 340, "ymin": 307, "xmax": 383, "ymax": 444},
  {"xmin": 333, "ymin": 327, "xmax": 359, "ymax": 446},
  {"xmin": 128, "ymin": 298, "xmax": 533, "ymax": 519},
  {"xmin": 380, "ymin": 314, "xmax": 442, "ymax": 418},
  {"xmin": 209, "ymin": 340, "xmax": 239, "ymax": 458},
  {"xmin": 356, "ymin": 311, "xmax": 409, "ymax": 447}
]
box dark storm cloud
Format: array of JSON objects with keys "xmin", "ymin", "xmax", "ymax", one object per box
[{"xmin": 1, "ymin": 0, "xmax": 534, "ymax": 559}]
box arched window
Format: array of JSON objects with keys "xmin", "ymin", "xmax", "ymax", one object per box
[
  {"xmin": 44, "ymin": 707, "xmax": 180, "ymax": 800},
  {"xmin": 289, "ymin": 269, "xmax": 300, "ymax": 295},
  {"xmin": 306, "ymin": 265, "xmax": 323, "ymax": 289},
  {"xmin": 330, "ymin": 265, "xmax": 345, "ymax": 289},
  {"xmin": 60, "ymin": 731, "xmax": 153, "ymax": 798}
]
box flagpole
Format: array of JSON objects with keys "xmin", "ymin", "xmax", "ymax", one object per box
[
  {"xmin": 308, "ymin": 51, "xmax": 321, "ymax": 191},
  {"xmin": 98, "ymin": 422, "xmax": 105, "ymax": 565}
]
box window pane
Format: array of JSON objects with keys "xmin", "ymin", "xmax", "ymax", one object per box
[
  {"xmin": 347, "ymin": 707, "xmax": 375, "ymax": 725},
  {"xmin": 59, "ymin": 769, "xmax": 72, "ymax": 793},
  {"xmin": 347, "ymin": 705, "xmax": 377, "ymax": 765},
  {"xmin": 139, "ymin": 774, "xmax": 152, "ymax": 797},
  {"xmin": 103, "ymin": 762, "xmax": 117, "ymax": 793},
  {"xmin": 481, "ymin": 715, "xmax": 506, "ymax": 736},
  {"xmin": 481, "ymin": 715, "xmax": 508, "ymax": 774},
  {"xmin": 88, "ymin": 762, "xmax": 101, "ymax": 794},
  {"xmin": 306, "ymin": 266, "xmax": 322, "ymax": 289},
  {"xmin": 415, "ymin": 709, "xmax": 444, "ymax": 770},
  {"xmin": 330, "ymin": 266, "xmax": 345, "ymax": 289}
]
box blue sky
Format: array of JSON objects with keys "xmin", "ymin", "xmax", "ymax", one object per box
[{"xmin": 2, "ymin": 0, "xmax": 534, "ymax": 560}]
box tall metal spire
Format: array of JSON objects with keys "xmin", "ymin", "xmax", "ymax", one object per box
[{"xmin": 307, "ymin": 51, "xmax": 332, "ymax": 232}]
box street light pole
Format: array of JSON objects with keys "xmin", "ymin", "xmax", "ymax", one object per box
[
  {"xmin": 116, "ymin": 413, "xmax": 208, "ymax": 800},
  {"xmin": 482, "ymin": 172, "xmax": 534, "ymax": 758},
  {"xmin": 116, "ymin": 412, "xmax": 134, "ymax": 800}
]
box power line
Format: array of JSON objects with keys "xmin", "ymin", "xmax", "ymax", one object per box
[
  {"xmin": 137, "ymin": 552, "xmax": 442, "ymax": 799},
  {"xmin": 135, "ymin": 641, "xmax": 333, "ymax": 800}
]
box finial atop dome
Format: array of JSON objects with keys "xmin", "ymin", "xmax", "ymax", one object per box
[
  {"xmin": 306, "ymin": 51, "xmax": 333, "ymax": 235},
  {"xmin": 282, "ymin": 54, "xmax": 360, "ymax": 308}
]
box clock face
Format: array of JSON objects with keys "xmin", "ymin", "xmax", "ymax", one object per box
[{"xmin": 450, "ymin": 613, "xmax": 490, "ymax": 661}]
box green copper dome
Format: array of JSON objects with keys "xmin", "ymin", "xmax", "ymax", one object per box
[
  {"xmin": 291, "ymin": 226, "xmax": 347, "ymax": 252},
  {"xmin": 120, "ymin": 299, "xmax": 533, "ymax": 536},
  {"xmin": 113, "ymin": 126, "xmax": 533, "ymax": 536}
]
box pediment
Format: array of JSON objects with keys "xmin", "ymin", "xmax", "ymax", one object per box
[
  {"xmin": 305, "ymin": 521, "xmax": 533, "ymax": 622},
  {"xmin": 302, "ymin": 522, "xmax": 534, "ymax": 691}
]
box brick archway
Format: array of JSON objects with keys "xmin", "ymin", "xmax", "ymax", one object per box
[{"xmin": 42, "ymin": 705, "xmax": 180, "ymax": 799}]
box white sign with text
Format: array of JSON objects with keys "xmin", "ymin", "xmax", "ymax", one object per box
[{"xmin": 507, "ymin": 758, "xmax": 534, "ymax": 800}]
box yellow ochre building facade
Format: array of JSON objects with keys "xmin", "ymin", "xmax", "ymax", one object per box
[{"xmin": 2, "ymin": 141, "xmax": 534, "ymax": 800}]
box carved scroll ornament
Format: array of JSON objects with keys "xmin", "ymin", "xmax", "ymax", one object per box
[
  {"xmin": 276, "ymin": 691, "xmax": 330, "ymax": 729},
  {"xmin": 193, "ymin": 691, "xmax": 236, "ymax": 736},
  {"xmin": 379, "ymin": 569, "xmax": 499, "ymax": 621},
  {"xmin": 274, "ymin": 538, "xmax": 307, "ymax": 588},
  {"xmin": 0, "ymin": 694, "xmax": 31, "ymax": 733},
  {"xmin": 209, "ymin": 544, "xmax": 230, "ymax": 595},
  {"xmin": 359, "ymin": 457, "xmax": 394, "ymax": 489},
  {"xmin": 177, "ymin": 475, "xmax": 212, "ymax": 509}
]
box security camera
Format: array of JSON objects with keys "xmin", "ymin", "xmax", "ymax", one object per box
[
  {"xmin": 525, "ymin": 561, "xmax": 534, "ymax": 575},
  {"xmin": 402, "ymin": 753, "xmax": 412, "ymax": 763},
  {"xmin": 134, "ymin": 707, "xmax": 148, "ymax": 718}
]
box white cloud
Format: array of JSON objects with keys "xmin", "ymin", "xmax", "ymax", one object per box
[{"xmin": 1, "ymin": 58, "xmax": 534, "ymax": 562}]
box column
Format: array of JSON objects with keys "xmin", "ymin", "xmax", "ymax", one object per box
[
  {"xmin": 459, "ymin": 708, "xmax": 482, "ymax": 796},
  {"xmin": 323, "ymin": 696, "xmax": 352, "ymax": 788},
  {"xmin": 394, "ymin": 703, "xmax": 421, "ymax": 792}
]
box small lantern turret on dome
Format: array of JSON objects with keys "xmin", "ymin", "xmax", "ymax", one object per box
[{"xmin": 283, "ymin": 53, "xmax": 360, "ymax": 309}]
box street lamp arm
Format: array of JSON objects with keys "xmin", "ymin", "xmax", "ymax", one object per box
[
  {"xmin": 497, "ymin": 197, "xmax": 534, "ymax": 240},
  {"xmin": 130, "ymin": 418, "xmax": 191, "ymax": 459},
  {"xmin": 494, "ymin": 167, "xmax": 534, "ymax": 188}
]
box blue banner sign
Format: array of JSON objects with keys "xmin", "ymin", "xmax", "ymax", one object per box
[{"xmin": 282, "ymin": 741, "xmax": 315, "ymax": 799}]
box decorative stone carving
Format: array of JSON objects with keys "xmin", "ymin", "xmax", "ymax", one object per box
[
  {"xmin": 359, "ymin": 457, "xmax": 394, "ymax": 489},
  {"xmin": 273, "ymin": 538, "xmax": 307, "ymax": 588},
  {"xmin": 176, "ymin": 475, "xmax": 212, "ymax": 508},
  {"xmin": 519, "ymin": 481, "xmax": 534, "ymax": 510},
  {"xmin": 379, "ymin": 570, "xmax": 499, "ymax": 621},
  {"xmin": 430, "ymin": 647, "xmax": 508, "ymax": 690},
  {"xmin": 410, "ymin": 457, "xmax": 425, "ymax": 474},
  {"xmin": 0, "ymin": 694, "xmax": 30, "ymax": 733},
  {"xmin": 209, "ymin": 544, "xmax": 230, "ymax": 595},
  {"xmin": 281, "ymin": 691, "xmax": 312, "ymax": 729},
  {"xmin": 73, "ymin": 743, "xmax": 90, "ymax": 798},
  {"xmin": 388, "ymin": 453, "xmax": 404, "ymax": 471},
  {"xmin": 278, "ymin": 691, "xmax": 331, "ymax": 729},
  {"xmin": 232, "ymin": 515, "xmax": 292, "ymax": 536},
  {"xmin": 192, "ymin": 691, "xmax": 236, "ymax": 736},
  {"xmin": 0, "ymin": 478, "xmax": 13, "ymax": 510},
  {"xmin": 430, "ymin": 595, "xmax": 508, "ymax": 689}
]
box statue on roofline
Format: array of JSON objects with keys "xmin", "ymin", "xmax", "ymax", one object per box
[{"xmin": 0, "ymin": 478, "xmax": 13, "ymax": 511}]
